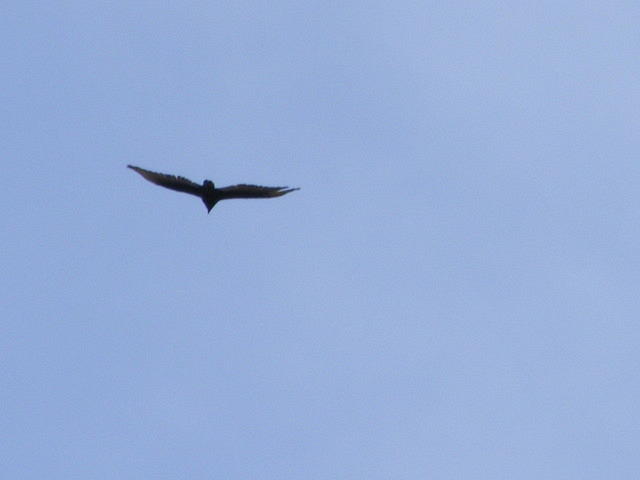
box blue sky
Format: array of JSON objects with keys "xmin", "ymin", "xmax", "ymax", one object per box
[{"xmin": 3, "ymin": 1, "xmax": 640, "ymax": 478}]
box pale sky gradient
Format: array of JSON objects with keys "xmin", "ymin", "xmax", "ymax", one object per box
[{"xmin": 3, "ymin": 2, "xmax": 640, "ymax": 478}]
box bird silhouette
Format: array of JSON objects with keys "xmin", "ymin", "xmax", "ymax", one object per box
[{"xmin": 128, "ymin": 165, "xmax": 299, "ymax": 213}]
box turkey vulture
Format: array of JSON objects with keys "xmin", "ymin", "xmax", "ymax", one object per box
[{"xmin": 128, "ymin": 165, "xmax": 299, "ymax": 213}]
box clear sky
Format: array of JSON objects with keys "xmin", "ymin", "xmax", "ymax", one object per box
[{"xmin": 3, "ymin": 2, "xmax": 640, "ymax": 478}]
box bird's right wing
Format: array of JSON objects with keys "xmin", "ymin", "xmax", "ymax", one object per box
[
  {"xmin": 127, "ymin": 165, "xmax": 202, "ymax": 196},
  {"xmin": 216, "ymin": 184, "xmax": 300, "ymax": 199}
]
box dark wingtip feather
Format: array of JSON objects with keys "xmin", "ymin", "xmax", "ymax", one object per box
[{"xmin": 271, "ymin": 187, "xmax": 300, "ymax": 197}]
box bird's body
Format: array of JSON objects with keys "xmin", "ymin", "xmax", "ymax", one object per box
[{"xmin": 128, "ymin": 165, "xmax": 299, "ymax": 213}]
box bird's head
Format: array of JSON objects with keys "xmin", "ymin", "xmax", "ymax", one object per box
[{"xmin": 203, "ymin": 179, "xmax": 215, "ymax": 190}]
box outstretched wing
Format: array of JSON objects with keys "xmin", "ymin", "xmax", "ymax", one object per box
[
  {"xmin": 128, "ymin": 165, "xmax": 202, "ymax": 196},
  {"xmin": 216, "ymin": 184, "xmax": 300, "ymax": 200}
]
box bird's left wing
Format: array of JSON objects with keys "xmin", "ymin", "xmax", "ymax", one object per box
[
  {"xmin": 216, "ymin": 184, "xmax": 300, "ymax": 200},
  {"xmin": 127, "ymin": 165, "xmax": 202, "ymax": 196}
]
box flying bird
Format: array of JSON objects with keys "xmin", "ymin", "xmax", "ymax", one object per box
[{"xmin": 128, "ymin": 165, "xmax": 299, "ymax": 213}]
